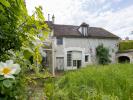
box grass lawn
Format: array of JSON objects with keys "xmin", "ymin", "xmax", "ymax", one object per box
[{"xmin": 47, "ymin": 64, "xmax": 133, "ymax": 100}]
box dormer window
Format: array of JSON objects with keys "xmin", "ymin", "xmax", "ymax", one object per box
[
  {"xmin": 82, "ymin": 26, "xmax": 88, "ymax": 36},
  {"xmin": 78, "ymin": 22, "xmax": 89, "ymax": 36}
]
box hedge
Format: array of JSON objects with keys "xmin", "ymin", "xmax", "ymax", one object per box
[{"xmin": 119, "ymin": 40, "xmax": 133, "ymax": 52}]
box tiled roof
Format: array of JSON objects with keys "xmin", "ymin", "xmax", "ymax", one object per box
[
  {"xmin": 53, "ymin": 24, "xmax": 81, "ymax": 37},
  {"xmin": 46, "ymin": 21, "xmax": 120, "ymax": 39}
]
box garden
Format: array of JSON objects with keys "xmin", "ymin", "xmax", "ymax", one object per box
[{"xmin": 0, "ymin": 0, "xmax": 133, "ymax": 100}]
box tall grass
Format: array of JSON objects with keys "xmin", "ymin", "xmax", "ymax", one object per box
[{"xmin": 48, "ymin": 64, "xmax": 133, "ymax": 100}]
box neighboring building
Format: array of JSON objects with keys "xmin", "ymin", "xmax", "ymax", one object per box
[
  {"xmin": 45, "ymin": 19, "xmax": 120, "ymax": 73},
  {"xmin": 116, "ymin": 40, "xmax": 133, "ymax": 64}
]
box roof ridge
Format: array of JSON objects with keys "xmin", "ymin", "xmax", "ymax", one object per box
[
  {"xmin": 46, "ymin": 21, "xmax": 119, "ymax": 39},
  {"xmin": 54, "ymin": 24, "xmax": 79, "ymax": 27}
]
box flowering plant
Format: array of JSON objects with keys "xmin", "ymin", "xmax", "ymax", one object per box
[
  {"xmin": 0, "ymin": 60, "xmax": 24, "ymax": 99},
  {"xmin": 0, "ymin": 60, "xmax": 21, "ymax": 79}
]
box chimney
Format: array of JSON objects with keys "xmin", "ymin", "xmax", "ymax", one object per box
[
  {"xmin": 48, "ymin": 14, "xmax": 50, "ymax": 21},
  {"xmin": 52, "ymin": 14, "xmax": 55, "ymax": 24}
]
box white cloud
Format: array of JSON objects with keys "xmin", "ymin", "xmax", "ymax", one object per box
[
  {"xmin": 92, "ymin": 5, "xmax": 133, "ymax": 39},
  {"xmin": 26, "ymin": 0, "xmax": 133, "ymax": 39}
]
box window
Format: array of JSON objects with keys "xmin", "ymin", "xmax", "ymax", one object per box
[
  {"xmin": 82, "ymin": 27, "xmax": 88, "ymax": 36},
  {"xmin": 85, "ymin": 55, "xmax": 89, "ymax": 62},
  {"xmin": 57, "ymin": 38, "xmax": 63, "ymax": 45},
  {"xmin": 73, "ymin": 60, "xmax": 77, "ymax": 66},
  {"xmin": 67, "ymin": 51, "xmax": 72, "ymax": 66}
]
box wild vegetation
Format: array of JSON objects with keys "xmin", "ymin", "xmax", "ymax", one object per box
[
  {"xmin": 0, "ymin": 0, "xmax": 50, "ymax": 99},
  {"xmin": 1, "ymin": 0, "xmax": 133, "ymax": 99},
  {"xmin": 45, "ymin": 64, "xmax": 133, "ymax": 100},
  {"xmin": 119, "ymin": 40, "xmax": 133, "ymax": 52}
]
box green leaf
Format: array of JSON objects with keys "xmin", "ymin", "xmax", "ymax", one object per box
[
  {"xmin": 0, "ymin": 0, "xmax": 10, "ymax": 7},
  {"xmin": 3, "ymin": 80, "xmax": 12, "ymax": 88},
  {"xmin": 0, "ymin": 5, "xmax": 5, "ymax": 12},
  {"xmin": 23, "ymin": 48, "xmax": 33, "ymax": 59},
  {"xmin": 0, "ymin": 76, "xmax": 4, "ymax": 81}
]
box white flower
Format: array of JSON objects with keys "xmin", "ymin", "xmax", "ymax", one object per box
[{"xmin": 0, "ymin": 60, "xmax": 21, "ymax": 79}]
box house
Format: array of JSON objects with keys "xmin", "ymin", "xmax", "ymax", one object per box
[{"xmin": 45, "ymin": 17, "xmax": 120, "ymax": 74}]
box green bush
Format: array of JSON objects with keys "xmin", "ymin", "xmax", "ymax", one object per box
[
  {"xmin": 96, "ymin": 44, "xmax": 111, "ymax": 65},
  {"xmin": 119, "ymin": 40, "xmax": 133, "ymax": 52},
  {"xmin": 48, "ymin": 64, "xmax": 133, "ymax": 100}
]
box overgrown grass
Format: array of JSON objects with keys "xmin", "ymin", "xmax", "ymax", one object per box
[{"xmin": 47, "ymin": 64, "xmax": 133, "ymax": 100}]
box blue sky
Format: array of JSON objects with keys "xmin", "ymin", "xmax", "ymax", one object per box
[{"xmin": 26, "ymin": 0, "xmax": 133, "ymax": 39}]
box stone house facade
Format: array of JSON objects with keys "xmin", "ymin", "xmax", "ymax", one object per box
[{"xmin": 45, "ymin": 20, "xmax": 120, "ymax": 74}]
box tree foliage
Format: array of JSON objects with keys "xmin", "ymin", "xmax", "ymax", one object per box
[
  {"xmin": 96, "ymin": 44, "xmax": 111, "ymax": 65},
  {"xmin": 0, "ymin": 0, "xmax": 50, "ymax": 99},
  {"xmin": 0, "ymin": 0, "xmax": 24, "ymax": 57},
  {"xmin": 0, "ymin": 0, "xmax": 49, "ymax": 61}
]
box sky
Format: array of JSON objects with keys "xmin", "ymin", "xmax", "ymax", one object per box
[{"xmin": 26, "ymin": 0, "xmax": 133, "ymax": 39}]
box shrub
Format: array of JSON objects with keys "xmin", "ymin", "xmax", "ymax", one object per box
[
  {"xmin": 96, "ymin": 44, "xmax": 111, "ymax": 65},
  {"xmin": 119, "ymin": 40, "xmax": 133, "ymax": 52}
]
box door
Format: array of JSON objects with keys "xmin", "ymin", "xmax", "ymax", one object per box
[
  {"xmin": 77, "ymin": 60, "xmax": 81, "ymax": 69},
  {"xmin": 72, "ymin": 51, "xmax": 82, "ymax": 69},
  {"xmin": 56, "ymin": 57, "xmax": 64, "ymax": 70}
]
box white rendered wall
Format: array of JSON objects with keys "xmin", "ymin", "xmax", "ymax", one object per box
[{"xmin": 53, "ymin": 37, "xmax": 119, "ymax": 70}]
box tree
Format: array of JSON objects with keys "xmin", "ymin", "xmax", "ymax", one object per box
[
  {"xmin": 0, "ymin": 0, "xmax": 50, "ymax": 99},
  {"xmin": 0, "ymin": 0, "xmax": 24, "ymax": 59},
  {"xmin": 96, "ymin": 44, "xmax": 111, "ymax": 65},
  {"xmin": 0, "ymin": 0, "xmax": 49, "ymax": 61}
]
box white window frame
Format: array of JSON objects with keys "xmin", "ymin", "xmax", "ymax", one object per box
[{"xmin": 67, "ymin": 51, "xmax": 72, "ymax": 67}]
